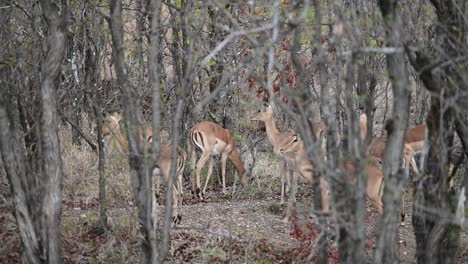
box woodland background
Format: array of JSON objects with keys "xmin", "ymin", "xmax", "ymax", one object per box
[{"xmin": 0, "ymin": 0, "xmax": 467, "ymax": 263}]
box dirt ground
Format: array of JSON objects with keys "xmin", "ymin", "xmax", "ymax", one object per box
[
  {"xmin": 1, "ymin": 178, "xmax": 468, "ymax": 263},
  {"xmin": 170, "ymin": 184, "xmax": 468, "ymax": 263}
]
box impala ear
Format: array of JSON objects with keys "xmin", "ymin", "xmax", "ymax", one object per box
[
  {"xmin": 292, "ymin": 134, "xmax": 299, "ymax": 143},
  {"xmin": 377, "ymin": 159, "xmax": 383, "ymax": 169}
]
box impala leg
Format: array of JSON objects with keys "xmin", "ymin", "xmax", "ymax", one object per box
[
  {"xmin": 400, "ymin": 191, "xmax": 406, "ymax": 223},
  {"xmin": 283, "ymin": 172, "xmax": 298, "ymax": 223},
  {"xmin": 190, "ymin": 145, "xmax": 197, "ymax": 193},
  {"xmin": 172, "ymin": 185, "xmax": 182, "ymax": 226},
  {"xmin": 319, "ymin": 176, "xmax": 330, "ymax": 214},
  {"xmin": 178, "ymin": 173, "xmax": 184, "ymax": 195},
  {"xmin": 177, "ymin": 171, "xmax": 184, "ymax": 205},
  {"xmin": 196, "ymin": 152, "xmax": 211, "ymax": 200},
  {"xmin": 367, "ymin": 176, "xmax": 384, "ymax": 215},
  {"xmin": 155, "ymin": 170, "xmax": 161, "ymax": 200},
  {"xmin": 202, "ymin": 157, "xmax": 214, "ymax": 197},
  {"xmin": 221, "ymin": 153, "xmax": 229, "ymax": 195},
  {"xmin": 410, "ymin": 156, "xmax": 419, "ymax": 174},
  {"xmin": 287, "ymin": 169, "xmax": 294, "ymax": 195},
  {"xmin": 448, "ymin": 163, "xmax": 455, "ymax": 188},
  {"xmin": 279, "ymin": 159, "xmax": 286, "ymax": 204}
]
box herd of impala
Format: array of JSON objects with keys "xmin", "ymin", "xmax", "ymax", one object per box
[{"xmin": 101, "ymin": 103, "xmax": 446, "ymax": 225}]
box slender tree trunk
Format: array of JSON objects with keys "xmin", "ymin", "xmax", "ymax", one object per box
[
  {"xmin": 109, "ymin": 1, "xmax": 158, "ymax": 262},
  {"xmin": 148, "ymin": 0, "xmax": 164, "ymax": 260},
  {"xmin": 89, "ymin": 96, "xmax": 108, "ymax": 227},
  {"xmin": 0, "ymin": 93, "xmax": 42, "ymax": 264},
  {"xmin": 311, "ymin": 1, "xmax": 331, "ymax": 263},
  {"xmin": 374, "ymin": 1, "xmax": 411, "ymax": 263}
]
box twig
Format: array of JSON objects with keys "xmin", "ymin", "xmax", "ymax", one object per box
[
  {"xmin": 64, "ymin": 116, "xmax": 98, "ymax": 153},
  {"xmin": 200, "ymin": 24, "xmax": 275, "ymax": 66}
]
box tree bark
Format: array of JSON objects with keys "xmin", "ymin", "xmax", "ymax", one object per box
[
  {"xmin": 406, "ymin": 0, "xmax": 466, "ymax": 263},
  {"xmin": 148, "ymin": 0, "xmax": 164, "ymax": 260},
  {"xmin": 38, "ymin": 1, "xmax": 67, "ymax": 262},
  {"xmin": 374, "ymin": 1, "xmax": 411, "ymax": 263},
  {"xmin": 0, "ymin": 1, "xmax": 67, "ymax": 262},
  {"xmin": 109, "ymin": 0, "xmax": 159, "ymax": 262}
]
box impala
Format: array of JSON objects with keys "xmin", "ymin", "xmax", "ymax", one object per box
[
  {"xmin": 359, "ymin": 112, "xmax": 418, "ymax": 173},
  {"xmin": 404, "ymin": 124, "xmax": 426, "ymax": 154},
  {"xmin": 405, "ymin": 123, "xmax": 456, "ymax": 186},
  {"xmin": 102, "ymin": 112, "xmax": 186, "ymax": 223},
  {"xmin": 274, "ymin": 133, "xmax": 330, "ymax": 221},
  {"xmin": 190, "ymin": 121, "xmax": 249, "ymax": 200},
  {"xmin": 367, "ymin": 137, "xmax": 417, "ymax": 174},
  {"xmin": 276, "ymin": 132, "xmax": 386, "ymax": 217},
  {"xmin": 251, "ymin": 104, "xmax": 295, "ymax": 204}
]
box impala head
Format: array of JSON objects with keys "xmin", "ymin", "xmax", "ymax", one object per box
[
  {"xmin": 241, "ymin": 162, "xmax": 253, "ymax": 188},
  {"xmin": 102, "ymin": 112, "xmax": 122, "ymax": 137},
  {"xmin": 274, "ymin": 132, "xmax": 302, "ymax": 157},
  {"xmin": 368, "ymin": 155, "xmax": 383, "ymax": 170},
  {"xmin": 251, "ymin": 103, "xmax": 273, "ymax": 122}
]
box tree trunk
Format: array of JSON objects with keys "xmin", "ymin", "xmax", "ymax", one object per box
[
  {"xmin": 38, "ymin": 1, "xmax": 68, "ymax": 262},
  {"xmin": 0, "ymin": 1, "xmax": 67, "ymax": 262},
  {"xmin": 406, "ymin": 0, "xmax": 466, "ymax": 262},
  {"xmin": 148, "ymin": 0, "xmax": 163, "ymax": 230},
  {"xmin": 374, "ymin": 1, "xmax": 411, "ymax": 263},
  {"xmin": 109, "ymin": 1, "xmax": 159, "ymax": 262}
]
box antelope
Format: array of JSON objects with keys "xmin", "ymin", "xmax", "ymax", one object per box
[
  {"xmin": 190, "ymin": 121, "xmax": 249, "ymax": 200},
  {"xmin": 276, "ymin": 132, "xmax": 386, "ymax": 217},
  {"xmin": 404, "ymin": 124, "xmax": 426, "ymax": 154},
  {"xmin": 358, "ymin": 112, "xmax": 418, "ymax": 173},
  {"xmin": 102, "ymin": 112, "xmax": 186, "ymax": 223},
  {"xmin": 405, "ymin": 123, "xmax": 456, "ymax": 186},
  {"xmin": 251, "ymin": 104, "xmax": 295, "ymax": 204},
  {"xmin": 367, "ymin": 137, "xmax": 417, "ymax": 174},
  {"xmin": 274, "ymin": 133, "xmax": 330, "ymax": 221}
]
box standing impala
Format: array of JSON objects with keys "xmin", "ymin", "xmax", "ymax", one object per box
[
  {"xmin": 274, "ymin": 133, "xmax": 330, "ymax": 221},
  {"xmin": 102, "ymin": 112, "xmax": 186, "ymax": 224},
  {"xmin": 190, "ymin": 121, "xmax": 249, "ymax": 200},
  {"xmin": 251, "ymin": 104, "xmax": 295, "ymax": 204},
  {"xmin": 276, "ymin": 132, "xmax": 386, "ymax": 218}
]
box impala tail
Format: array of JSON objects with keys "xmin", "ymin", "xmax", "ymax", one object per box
[{"xmin": 177, "ymin": 149, "xmax": 187, "ymax": 175}]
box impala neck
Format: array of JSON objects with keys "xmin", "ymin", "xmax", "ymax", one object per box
[
  {"xmin": 229, "ymin": 147, "xmax": 246, "ymax": 175},
  {"xmin": 263, "ymin": 115, "xmax": 281, "ymax": 146},
  {"xmin": 111, "ymin": 127, "xmax": 129, "ymax": 155}
]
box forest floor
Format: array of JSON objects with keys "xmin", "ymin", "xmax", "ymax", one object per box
[{"xmin": 1, "ymin": 180, "xmax": 467, "ymax": 263}]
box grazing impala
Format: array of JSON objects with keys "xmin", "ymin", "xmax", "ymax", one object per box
[
  {"xmin": 404, "ymin": 123, "xmax": 456, "ymax": 186},
  {"xmin": 190, "ymin": 121, "xmax": 249, "ymax": 199},
  {"xmin": 276, "ymin": 132, "xmax": 386, "ymax": 217},
  {"xmin": 404, "ymin": 124, "xmax": 426, "ymax": 154},
  {"xmin": 367, "ymin": 137, "xmax": 417, "ymax": 174},
  {"xmin": 102, "ymin": 112, "xmax": 186, "ymax": 223},
  {"xmin": 251, "ymin": 104, "xmax": 295, "ymax": 204},
  {"xmin": 358, "ymin": 112, "xmax": 418, "ymax": 174}
]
